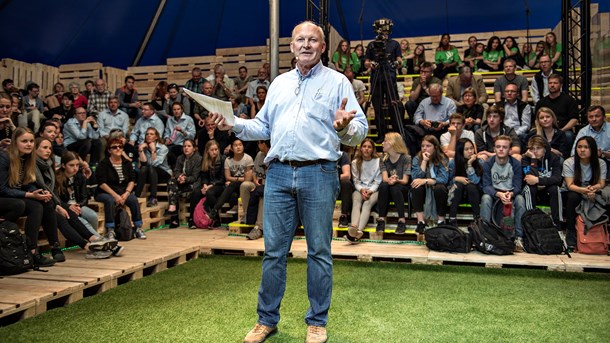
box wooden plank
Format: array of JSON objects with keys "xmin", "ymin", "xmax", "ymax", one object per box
[
  {"xmin": 58, "ymin": 62, "xmax": 103, "ymax": 87},
  {"xmin": 104, "ymin": 66, "xmax": 128, "ymax": 96}
]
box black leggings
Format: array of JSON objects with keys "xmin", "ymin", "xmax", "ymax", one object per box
[
  {"xmin": 449, "ymin": 182, "xmax": 481, "ymax": 218},
  {"xmin": 0, "ymin": 197, "xmax": 59, "ymax": 251},
  {"xmin": 339, "ymin": 179, "xmax": 352, "ymax": 214},
  {"xmin": 411, "ymin": 183, "xmax": 448, "ymax": 216},
  {"xmin": 212, "ymin": 181, "xmax": 241, "ymax": 211},
  {"xmin": 135, "ymin": 163, "xmax": 171, "ymax": 198},
  {"xmin": 377, "ymin": 182, "xmax": 409, "ymax": 218}
]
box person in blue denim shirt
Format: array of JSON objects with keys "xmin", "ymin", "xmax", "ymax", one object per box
[{"xmin": 212, "ymin": 21, "xmax": 367, "ymax": 343}]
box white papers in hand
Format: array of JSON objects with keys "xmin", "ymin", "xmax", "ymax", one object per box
[{"xmin": 183, "ymin": 88, "xmax": 235, "ymax": 126}]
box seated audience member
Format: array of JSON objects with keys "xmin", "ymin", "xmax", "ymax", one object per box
[
  {"xmin": 347, "ymin": 138, "xmax": 381, "ymax": 240},
  {"xmin": 480, "ymin": 135, "xmax": 526, "ymax": 251},
  {"xmin": 38, "ymin": 120, "xmax": 64, "ymax": 161},
  {"xmin": 129, "ymin": 102, "xmax": 165, "ymax": 150},
  {"xmin": 441, "ymin": 113, "xmax": 476, "ymax": 158},
  {"xmin": 545, "ymin": 32, "xmax": 563, "ymax": 69},
  {"xmin": 0, "ymin": 95, "xmax": 16, "ymax": 150},
  {"xmin": 456, "ymin": 87, "xmax": 484, "ymax": 132},
  {"xmin": 197, "ymin": 116, "xmax": 232, "ymax": 156},
  {"xmin": 530, "ymin": 55, "xmax": 554, "ymax": 104},
  {"xmin": 521, "ymin": 135, "xmax": 563, "ymax": 226},
  {"xmin": 406, "ymin": 44, "xmax": 426, "ymax": 75},
  {"xmin": 478, "ymin": 36, "xmax": 504, "ymax": 72},
  {"xmin": 1, "ymin": 79, "xmax": 17, "ymax": 96},
  {"xmin": 493, "ymin": 59, "xmax": 529, "ymax": 103},
  {"xmin": 87, "ymin": 79, "xmax": 111, "ymax": 116},
  {"xmin": 572, "ymin": 106, "xmax": 610, "ymax": 161},
  {"xmin": 0, "ymin": 128, "xmax": 59, "ymax": 267},
  {"xmin": 150, "ymin": 80, "xmax": 168, "ymax": 113},
  {"xmin": 207, "ymin": 139, "xmax": 253, "ymax": 222},
  {"xmin": 331, "ymin": 40, "xmax": 352, "ymax": 72},
  {"xmin": 465, "ymin": 43, "xmax": 485, "ymax": 72},
  {"xmin": 163, "ymin": 83, "xmax": 191, "ymax": 119},
  {"xmin": 521, "ymin": 42, "xmax": 535, "ymax": 69},
  {"xmin": 24, "ymin": 82, "xmax": 45, "ymax": 132},
  {"xmin": 434, "ymin": 34, "xmax": 462, "ymax": 80},
  {"xmin": 134, "ymin": 127, "xmax": 171, "ymax": 207},
  {"xmin": 525, "ymin": 107, "xmax": 570, "ymax": 159},
  {"xmin": 97, "ymin": 96, "xmax": 129, "ymax": 151},
  {"xmin": 412, "ymin": 83, "xmax": 456, "ymax": 140},
  {"xmin": 63, "ymin": 107, "xmax": 101, "ymax": 166},
  {"xmin": 534, "ymin": 74, "xmax": 579, "ymax": 145},
  {"xmin": 475, "ymin": 105, "xmax": 521, "ymax": 161},
  {"xmin": 562, "ymin": 136, "xmax": 606, "ymax": 252},
  {"xmin": 190, "ymin": 140, "xmax": 225, "ymax": 229},
  {"xmin": 234, "ymin": 66, "xmax": 253, "ymax": 96},
  {"xmin": 411, "ymin": 135, "xmax": 450, "ymax": 233},
  {"xmin": 463, "ymin": 36, "xmax": 478, "ymax": 60},
  {"xmin": 447, "ymin": 138, "xmax": 482, "ymax": 225},
  {"xmin": 68, "ymin": 82, "xmax": 88, "ymax": 112},
  {"xmin": 528, "ymin": 41, "xmax": 547, "ymax": 69},
  {"xmin": 352, "ymin": 44, "xmax": 367, "ymax": 76},
  {"xmin": 115, "ymin": 76, "xmax": 142, "ymax": 120},
  {"xmin": 497, "ymin": 83, "xmax": 532, "ymax": 143},
  {"xmin": 376, "ymin": 132, "xmax": 412, "ymax": 235},
  {"xmin": 405, "ymin": 62, "xmax": 441, "ymax": 118},
  {"xmin": 55, "ymin": 152, "xmax": 100, "ymax": 237},
  {"xmin": 445, "ymin": 66, "xmax": 488, "ymax": 107},
  {"xmin": 192, "ymin": 81, "xmax": 214, "ymax": 129},
  {"xmin": 183, "ymin": 67, "xmax": 206, "ymax": 115},
  {"xmin": 210, "ymin": 65, "xmax": 235, "ymax": 101},
  {"xmin": 501, "ymin": 36, "xmax": 524, "ymax": 67},
  {"xmin": 336, "ymin": 148, "xmax": 352, "ymax": 228},
  {"xmin": 82, "ymin": 80, "xmax": 95, "ymax": 99},
  {"xmin": 399, "ymin": 39, "xmax": 413, "ymax": 74},
  {"xmin": 46, "ymin": 82, "xmax": 65, "ymax": 108},
  {"xmin": 95, "ymin": 137, "xmax": 146, "ymax": 240},
  {"xmin": 166, "ymin": 139, "xmax": 201, "ymax": 228},
  {"xmin": 244, "ymin": 140, "xmax": 270, "ymax": 240},
  {"xmin": 231, "ymin": 95, "xmax": 248, "ymax": 118},
  {"xmin": 345, "ymin": 69, "xmax": 366, "ymax": 110},
  {"xmin": 248, "ymin": 86, "xmax": 267, "ymax": 119},
  {"xmin": 164, "ymin": 102, "xmax": 196, "ymax": 168},
  {"xmin": 45, "ymin": 93, "xmax": 75, "ymax": 123},
  {"xmin": 245, "ymin": 68, "xmax": 270, "ymax": 103}
]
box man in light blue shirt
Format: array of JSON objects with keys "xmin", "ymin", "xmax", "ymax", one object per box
[
  {"xmin": 572, "ymin": 105, "xmax": 610, "ymax": 160},
  {"xmin": 96, "ymin": 96, "xmax": 129, "ymax": 152},
  {"xmin": 213, "ymin": 21, "xmax": 367, "ymax": 343},
  {"xmin": 63, "ymin": 106, "xmax": 101, "ymax": 166},
  {"xmin": 409, "ymin": 83, "xmax": 456, "ymax": 151},
  {"xmin": 129, "ymin": 102, "xmax": 165, "ymax": 146}
]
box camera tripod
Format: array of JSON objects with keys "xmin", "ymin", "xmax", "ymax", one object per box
[{"xmin": 365, "ymin": 60, "xmax": 406, "ymax": 143}]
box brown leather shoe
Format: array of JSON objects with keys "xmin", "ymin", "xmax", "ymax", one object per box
[
  {"xmin": 244, "ymin": 323, "xmax": 277, "ymax": 343},
  {"xmin": 305, "ymin": 325, "xmax": 327, "ymax": 343}
]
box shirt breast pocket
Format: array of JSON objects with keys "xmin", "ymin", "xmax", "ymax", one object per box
[{"xmin": 309, "ymin": 90, "xmax": 333, "ymax": 121}]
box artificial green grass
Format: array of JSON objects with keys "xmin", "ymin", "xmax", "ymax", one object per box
[{"xmin": 1, "ymin": 256, "xmax": 609, "ymax": 342}]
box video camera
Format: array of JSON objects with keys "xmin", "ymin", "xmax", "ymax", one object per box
[{"xmin": 370, "ymin": 18, "xmax": 395, "ymax": 66}]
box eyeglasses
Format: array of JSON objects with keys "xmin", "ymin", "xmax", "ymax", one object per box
[{"xmin": 110, "ymin": 145, "xmax": 123, "ymax": 150}]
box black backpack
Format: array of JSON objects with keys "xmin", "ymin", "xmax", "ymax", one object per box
[
  {"xmin": 0, "ymin": 221, "xmax": 33, "ymax": 275},
  {"xmin": 424, "ymin": 225, "xmax": 471, "ymax": 253},
  {"xmin": 521, "ymin": 209, "xmax": 567, "ymax": 255},
  {"xmin": 114, "ymin": 205, "xmax": 134, "ymax": 241},
  {"xmin": 468, "ymin": 217, "xmax": 515, "ymax": 255}
]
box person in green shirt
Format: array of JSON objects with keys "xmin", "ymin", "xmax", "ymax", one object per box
[
  {"xmin": 478, "ymin": 36, "xmax": 504, "ymax": 71},
  {"xmin": 331, "ymin": 40, "xmax": 352, "ymax": 72},
  {"xmin": 434, "ymin": 33, "xmax": 462, "ymax": 80},
  {"xmin": 502, "ymin": 36, "xmax": 524, "ymax": 68},
  {"xmin": 545, "ymin": 32, "xmax": 562, "ymax": 69}
]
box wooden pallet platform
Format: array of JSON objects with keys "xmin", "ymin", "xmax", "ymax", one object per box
[{"xmin": 2, "ymin": 228, "xmax": 608, "ymax": 326}]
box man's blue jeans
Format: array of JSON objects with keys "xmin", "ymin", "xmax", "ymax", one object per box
[{"xmin": 257, "ymin": 160, "xmax": 339, "ymax": 328}]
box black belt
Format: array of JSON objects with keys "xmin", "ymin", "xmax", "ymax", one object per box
[{"xmin": 278, "ymin": 159, "xmax": 330, "ymax": 167}]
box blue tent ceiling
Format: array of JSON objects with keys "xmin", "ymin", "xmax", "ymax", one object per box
[{"xmin": 1, "ymin": 0, "xmax": 606, "ymax": 69}]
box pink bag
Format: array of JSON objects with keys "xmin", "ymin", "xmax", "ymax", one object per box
[{"xmin": 193, "ymin": 197, "xmax": 213, "ymax": 229}]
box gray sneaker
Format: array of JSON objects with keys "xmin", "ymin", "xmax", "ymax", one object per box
[
  {"xmin": 106, "ymin": 229, "xmax": 116, "ymax": 240},
  {"xmin": 86, "ymin": 250, "xmax": 112, "ymax": 259},
  {"xmin": 247, "ymin": 226, "xmax": 263, "ymax": 240},
  {"xmin": 111, "ymin": 245, "xmax": 125, "ymax": 257},
  {"xmin": 135, "ymin": 228, "xmax": 147, "ymax": 239}
]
